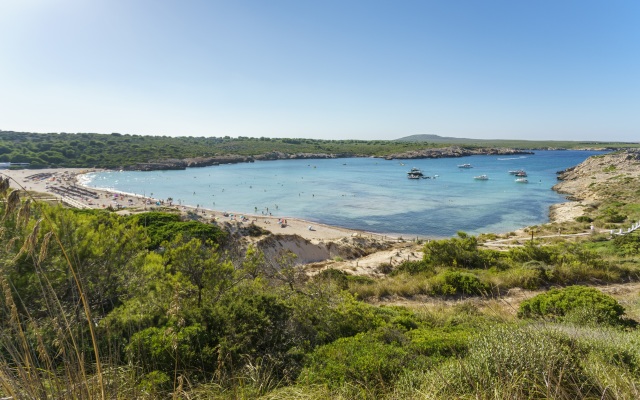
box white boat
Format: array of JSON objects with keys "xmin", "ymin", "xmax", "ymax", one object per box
[
  {"xmin": 515, "ymin": 178, "xmax": 528, "ymax": 183},
  {"xmin": 509, "ymin": 170, "xmax": 527, "ymax": 176},
  {"xmin": 474, "ymin": 174, "xmax": 489, "ymax": 180},
  {"xmin": 407, "ymin": 167, "xmax": 424, "ymax": 179},
  {"xmin": 458, "ymin": 163, "xmax": 473, "ymax": 168}
]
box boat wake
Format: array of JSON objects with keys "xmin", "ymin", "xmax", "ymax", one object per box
[{"xmin": 498, "ymin": 156, "xmax": 528, "ymax": 161}]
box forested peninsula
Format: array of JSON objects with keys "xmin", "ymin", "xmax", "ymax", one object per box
[
  {"xmin": 1, "ymin": 133, "xmax": 640, "ymax": 398},
  {"xmin": 1, "ymin": 130, "xmax": 634, "ymax": 170}
]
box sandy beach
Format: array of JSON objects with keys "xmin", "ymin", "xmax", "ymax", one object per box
[{"xmin": 0, "ymin": 167, "xmax": 376, "ymax": 242}]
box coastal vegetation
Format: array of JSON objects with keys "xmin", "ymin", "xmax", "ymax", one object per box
[
  {"xmin": 1, "ymin": 130, "xmax": 638, "ymax": 169},
  {"xmin": 1, "ymin": 151, "xmax": 640, "ymax": 398}
]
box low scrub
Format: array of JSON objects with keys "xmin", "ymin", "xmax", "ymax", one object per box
[
  {"xmin": 298, "ymin": 329, "xmax": 414, "ymax": 396},
  {"xmin": 429, "ymin": 270, "xmax": 489, "ymax": 296},
  {"xmin": 408, "ymin": 325, "xmax": 633, "ymax": 399},
  {"xmin": 518, "ymin": 285, "xmax": 632, "ymax": 327}
]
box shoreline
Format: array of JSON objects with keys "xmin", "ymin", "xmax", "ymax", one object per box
[
  {"xmin": 1, "ymin": 158, "xmax": 591, "ymax": 242},
  {"xmin": 0, "ymin": 168, "xmax": 395, "ymax": 242}
]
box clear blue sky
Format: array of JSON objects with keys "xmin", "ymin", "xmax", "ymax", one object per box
[{"xmin": 1, "ymin": 0, "xmax": 639, "ymax": 141}]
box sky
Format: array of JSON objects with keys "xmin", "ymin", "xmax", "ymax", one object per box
[{"xmin": 1, "ymin": 0, "xmax": 639, "ymax": 141}]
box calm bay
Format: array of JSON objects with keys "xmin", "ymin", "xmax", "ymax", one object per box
[{"xmin": 82, "ymin": 150, "xmax": 605, "ymax": 238}]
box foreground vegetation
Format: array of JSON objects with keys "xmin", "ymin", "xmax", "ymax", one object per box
[
  {"xmin": 1, "ymin": 174, "xmax": 640, "ymax": 399},
  {"xmin": 2, "ymin": 130, "xmax": 638, "ymax": 169}
]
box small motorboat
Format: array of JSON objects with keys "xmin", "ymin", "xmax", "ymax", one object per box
[
  {"xmin": 458, "ymin": 163, "xmax": 473, "ymax": 168},
  {"xmin": 474, "ymin": 174, "xmax": 489, "ymax": 180},
  {"xmin": 515, "ymin": 178, "xmax": 528, "ymax": 183},
  {"xmin": 407, "ymin": 167, "xmax": 424, "ymax": 179}
]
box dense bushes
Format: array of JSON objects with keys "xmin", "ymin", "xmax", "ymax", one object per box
[
  {"xmin": 430, "ymin": 270, "xmax": 489, "ymax": 296},
  {"xmin": 518, "ymin": 285, "xmax": 628, "ymax": 326},
  {"xmin": 373, "ymin": 234, "xmax": 636, "ymax": 300},
  {"xmin": 419, "ymin": 325, "xmax": 592, "ymax": 398},
  {"xmin": 299, "ymin": 325, "xmax": 475, "ymax": 396},
  {"xmin": 2, "ymin": 184, "xmax": 640, "ymax": 398},
  {"xmin": 406, "ymin": 327, "xmax": 471, "ymax": 358},
  {"xmin": 299, "ymin": 330, "xmax": 412, "ymax": 393},
  {"xmin": 613, "ymin": 232, "xmax": 640, "ymax": 255},
  {"xmin": 423, "ymin": 232, "xmax": 491, "ymax": 269},
  {"xmin": 393, "ymin": 259, "xmax": 433, "ymax": 275},
  {"xmin": 127, "ymin": 211, "xmax": 226, "ymax": 249},
  {"xmin": 0, "ymin": 130, "xmax": 452, "ymax": 168},
  {"xmin": 126, "ymin": 324, "xmax": 217, "ymax": 380}
]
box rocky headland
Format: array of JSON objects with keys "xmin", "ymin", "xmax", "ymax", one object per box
[
  {"xmin": 382, "ymin": 146, "xmax": 534, "ymax": 160},
  {"xmin": 550, "ymin": 149, "xmax": 640, "ymax": 222}
]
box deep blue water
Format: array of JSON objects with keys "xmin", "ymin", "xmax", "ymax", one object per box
[{"xmin": 81, "ymin": 150, "xmax": 606, "ymax": 238}]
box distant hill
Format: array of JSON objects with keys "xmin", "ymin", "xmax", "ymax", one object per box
[
  {"xmin": 394, "ymin": 134, "xmax": 640, "ymax": 149},
  {"xmin": 395, "ymin": 134, "xmax": 484, "ymax": 143}
]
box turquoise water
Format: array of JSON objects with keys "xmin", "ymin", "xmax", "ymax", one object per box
[{"xmin": 81, "ymin": 150, "xmax": 606, "ymax": 238}]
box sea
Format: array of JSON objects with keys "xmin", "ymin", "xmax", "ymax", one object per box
[{"xmin": 80, "ymin": 150, "xmax": 606, "ymax": 238}]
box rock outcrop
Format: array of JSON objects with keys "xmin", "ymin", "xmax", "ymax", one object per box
[
  {"xmin": 550, "ymin": 150, "xmax": 640, "ymax": 222},
  {"xmin": 122, "ymin": 147, "xmax": 535, "ymax": 170},
  {"xmin": 554, "ymin": 150, "xmax": 640, "ymax": 201},
  {"xmin": 382, "ymin": 146, "xmax": 534, "ymax": 160},
  {"xmin": 124, "ymin": 152, "xmax": 351, "ymax": 170},
  {"xmin": 124, "ymin": 155, "xmax": 256, "ymax": 170}
]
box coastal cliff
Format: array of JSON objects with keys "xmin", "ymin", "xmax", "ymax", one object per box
[{"xmin": 550, "ymin": 149, "xmax": 640, "ymax": 222}]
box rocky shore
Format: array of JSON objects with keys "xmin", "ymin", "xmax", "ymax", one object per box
[
  {"xmin": 122, "ymin": 146, "xmax": 534, "ymax": 171},
  {"xmin": 550, "ymin": 149, "xmax": 640, "ymax": 223},
  {"xmin": 382, "ymin": 146, "xmax": 534, "ymax": 160},
  {"xmin": 6, "ymin": 150, "xmax": 637, "ymax": 274}
]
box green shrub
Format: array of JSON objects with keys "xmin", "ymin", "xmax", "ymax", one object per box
[
  {"xmin": 313, "ymin": 268, "xmax": 349, "ymax": 289},
  {"xmin": 417, "ymin": 325, "xmax": 593, "ymax": 398},
  {"xmin": 430, "ymin": 270, "xmax": 489, "ymax": 296},
  {"xmin": 138, "ymin": 370, "xmax": 172, "ymax": 396},
  {"xmin": 217, "ymin": 292, "xmax": 293, "ymax": 366},
  {"xmin": 576, "ymin": 215, "xmax": 593, "ymax": 223},
  {"xmin": 518, "ymin": 285, "xmax": 627, "ymax": 326},
  {"xmin": 575, "ymin": 326, "xmax": 640, "ymax": 380},
  {"xmin": 288, "ymin": 291, "xmax": 393, "ymax": 351},
  {"xmin": 422, "ymin": 232, "xmax": 490, "ymax": 269},
  {"xmin": 492, "ymin": 263, "xmax": 548, "ymax": 290},
  {"xmin": 127, "ymin": 212, "xmax": 226, "ymax": 249},
  {"xmin": 126, "ymin": 324, "xmax": 217, "ymax": 378},
  {"xmin": 393, "ymin": 259, "xmax": 433, "ymax": 275},
  {"xmin": 375, "ymin": 262, "xmax": 394, "ymax": 274},
  {"xmin": 507, "ymin": 242, "xmax": 553, "ymax": 264},
  {"xmin": 608, "ymin": 214, "xmax": 627, "ymax": 223},
  {"xmin": 406, "ymin": 327, "xmax": 471, "ymax": 358},
  {"xmin": 346, "ymin": 274, "xmax": 376, "ymax": 286},
  {"xmin": 602, "ymin": 208, "xmax": 626, "ymax": 223},
  {"xmin": 613, "ymin": 232, "xmax": 640, "ymax": 256},
  {"xmin": 240, "ymin": 222, "xmax": 268, "ymax": 237},
  {"xmin": 299, "ymin": 330, "xmax": 414, "ymax": 393},
  {"xmin": 373, "ymin": 306, "xmax": 422, "ymax": 331}
]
